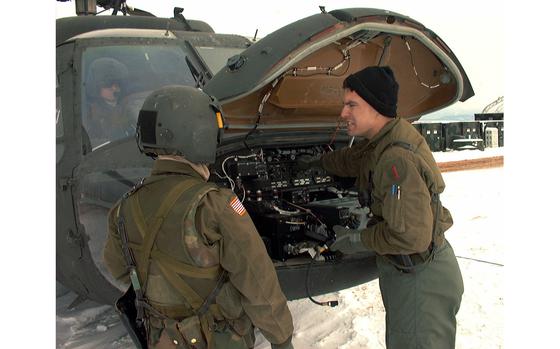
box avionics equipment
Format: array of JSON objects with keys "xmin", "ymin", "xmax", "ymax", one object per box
[{"xmin": 211, "ymin": 145, "xmax": 369, "ymax": 261}]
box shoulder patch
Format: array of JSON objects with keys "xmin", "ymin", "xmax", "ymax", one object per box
[
  {"xmin": 391, "ymin": 164, "xmax": 400, "ymax": 180},
  {"xmin": 229, "ymin": 196, "xmax": 247, "ymax": 216}
]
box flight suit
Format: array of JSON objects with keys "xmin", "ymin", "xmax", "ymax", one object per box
[
  {"xmin": 103, "ymin": 159, "xmax": 293, "ymax": 349},
  {"xmin": 322, "ymin": 117, "xmax": 464, "ymax": 348},
  {"xmin": 84, "ymin": 99, "xmax": 135, "ymax": 148}
]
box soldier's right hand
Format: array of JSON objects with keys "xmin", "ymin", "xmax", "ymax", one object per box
[{"xmin": 329, "ymin": 225, "xmax": 369, "ymax": 254}]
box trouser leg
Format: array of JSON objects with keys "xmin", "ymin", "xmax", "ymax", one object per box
[
  {"xmin": 378, "ymin": 240, "xmax": 464, "ymax": 349},
  {"xmin": 212, "ymin": 327, "xmax": 250, "ymax": 349}
]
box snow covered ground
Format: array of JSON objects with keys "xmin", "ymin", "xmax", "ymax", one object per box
[{"xmin": 56, "ymin": 149, "xmax": 504, "ymax": 349}]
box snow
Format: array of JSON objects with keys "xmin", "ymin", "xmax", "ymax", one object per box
[{"xmin": 56, "ymin": 149, "xmax": 504, "ymax": 348}]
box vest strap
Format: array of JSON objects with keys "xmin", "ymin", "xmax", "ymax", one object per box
[
  {"xmin": 129, "ymin": 181, "xmax": 209, "ymax": 288},
  {"xmin": 154, "ymin": 259, "xmax": 205, "ymax": 310},
  {"xmin": 152, "ymin": 249, "xmax": 221, "ymax": 280}
]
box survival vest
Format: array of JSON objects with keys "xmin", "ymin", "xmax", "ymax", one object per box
[{"xmin": 115, "ymin": 175, "xmax": 226, "ymax": 348}]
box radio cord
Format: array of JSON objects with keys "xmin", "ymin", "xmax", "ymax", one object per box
[{"xmin": 305, "ymin": 252, "xmax": 339, "ymax": 307}]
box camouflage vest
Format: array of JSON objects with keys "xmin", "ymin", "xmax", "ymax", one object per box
[{"xmin": 119, "ymin": 174, "xmax": 224, "ymax": 319}]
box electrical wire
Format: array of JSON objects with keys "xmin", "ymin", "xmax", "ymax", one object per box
[
  {"xmin": 240, "ymin": 183, "xmax": 246, "ymax": 203},
  {"xmin": 219, "ymin": 153, "xmax": 259, "ymax": 191},
  {"xmin": 212, "ymin": 171, "xmax": 228, "ymax": 180},
  {"xmin": 220, "ymin": 156, "xmax": 237, "ymax": 190},
  {"xmin": 288, "ymin": 55, "xmax": 351, "ymax": 78},
  {"xmin": 328, "ymin": 118, "xmax": 346, "ymax": 148},
  {"xmin": 244, "ymin": 78, "xmax": 280, "ymax": 150},
  {"xmin": 272, "ymin": 204, "xmax": 301, "ymax": 216},
  {"xmin": 306, "ymin": 253, "xmax": 338, "ymax": 307},
  {"xmin": 456, "ymin": 256, "xmax": 504, "ymax": 267},
  {"xmin": 284, "ymin": 37, "xmax": 361, "ymax": 79},
  {"xmin": 282, "ymin": 200, "xmax": 327, "ymax": 227},
  {"xmin": 404, "ymin": 37, "xmax": 441, "ymax": 89},
  {"xmin": 377, "ymin": 36, "xmax": 392, "ymax": 65}
]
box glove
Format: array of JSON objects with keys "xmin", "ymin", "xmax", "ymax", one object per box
[
  {"xmin": 295, "ymin": 155, "xmax": 322, "ymax": 170},
  {"xmin": 271, "ymin": 336, "xmax": 294, "ymax": 349},
  {"xmin": 329, "ymin": 225, "xmax": 369, "ymax": 254}
]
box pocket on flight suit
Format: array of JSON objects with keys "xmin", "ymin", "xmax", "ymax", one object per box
[
  {"xmin": 378, "ymin": 255, "xmax": 430, "ymax": 337},
  {"xmin": 382, "ymin": 188, "xmax": 406, "ymax": 233}
]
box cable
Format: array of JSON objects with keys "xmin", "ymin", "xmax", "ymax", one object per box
[
  {"xmin": 240, "ymin": 183, "xmax": 246, "ymax": 203},
  {"xmin": 456, "ymin": 256, "xmax": 504, "ymax": 267},
  {"xmin": 283, "ymin": 200, "xmax": 327, "ymax": 227},
  {"xmin": 328, "ymin": 118, "xmax": 345, "ymax": 148},
  {"xmin": 220, "ymin": 156, "xmax": 237, "ymax": 190},
  {"xmin": 404, "ymin": 37, "xmax": 441, "ymax": 89},
  {"xmin": 219, "ymin": 153, "xmax": 260, "ymax": 191},
  {"xmin": 244, "ymin": 78, "xmax": 280, "ymax": 150},
  {"xmin": 305, "ymin": 253, "xmax": 339, "ymax": 307},
  {"xmin": 271, "ymin": 204, "xmax": 301, "ymax": 216},
  {"xmin": 376, "ymin": 36, "xmax": 392, "ymax": 65},
  {"xmin": 212, "ymin": 171, "xmax": 228, "ymax": 180}
]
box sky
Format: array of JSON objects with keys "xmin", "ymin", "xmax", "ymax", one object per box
[{"xmin": 55, "ymin": 0, "xmax": 505, "ymax": 118}]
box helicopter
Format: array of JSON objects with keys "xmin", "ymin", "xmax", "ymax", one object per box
[{"xmin": 56, "ymin": 0, "xmax": 474, "ymax": 310}]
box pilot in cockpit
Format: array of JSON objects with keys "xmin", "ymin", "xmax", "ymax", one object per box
[{"xmin": 84, "ymin": 57, "xmax": 135, "ymax": 149}]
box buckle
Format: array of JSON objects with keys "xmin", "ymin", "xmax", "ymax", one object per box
[{"xmin": 386, "ymin": 242, "xmax": 435, "ymax": 273}]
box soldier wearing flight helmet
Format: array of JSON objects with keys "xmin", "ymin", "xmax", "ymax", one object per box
[
  {"xmin": 103, "ymin": 86, "xmax": 294, "ymax": 349},
  {"xmin": 84, "ymin": 57, "xmax": 134, "ymax": 147}
]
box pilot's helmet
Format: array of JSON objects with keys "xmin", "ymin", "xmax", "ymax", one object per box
[
  {"xmin": 136, "ymin": 85, "xmax": 224, "ymax": 164},
  {"xmin": 86, "ymin": 57, "xmax": 128, "ymax": 99}
]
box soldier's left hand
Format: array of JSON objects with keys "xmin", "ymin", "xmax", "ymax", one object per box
[{"xmin": 329, "ymin": 225, "xmax": 369, "ymax": 254}]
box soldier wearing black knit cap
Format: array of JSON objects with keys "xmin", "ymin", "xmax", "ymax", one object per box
[{"xmin": 302, "ymin": 66, "xmax": 464, "ymax": 349}]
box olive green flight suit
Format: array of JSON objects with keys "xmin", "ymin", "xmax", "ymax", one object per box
[
  {"xmin": 103, "ymin": 159, "xmax": 293, "ymax": 349},
  {"xmin": 322, "ymin": 118, "xmax": 463, "ymax": 349}
]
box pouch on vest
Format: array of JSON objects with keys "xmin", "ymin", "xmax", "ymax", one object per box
[{"xmin": 161, "ymin": 316, "xmax": 207, "ymax": 349}]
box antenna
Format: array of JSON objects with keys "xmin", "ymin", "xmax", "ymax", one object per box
[{"xmin": 253, "ymin": 29, "xmax": 259, "ymax": 42}]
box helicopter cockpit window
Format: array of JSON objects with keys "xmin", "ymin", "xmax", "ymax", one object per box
[
  {"xmin": 194, "ymin": 46, "xmax": 245, "ymax": 75},
  {"xmin": 81, "ymin": 45, "xmax": 196, "ymax": 150}
]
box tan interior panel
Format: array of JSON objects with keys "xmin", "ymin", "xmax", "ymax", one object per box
[{"xmin": 222, "ymin": 31, "xmax": 459, "ymax": 126}]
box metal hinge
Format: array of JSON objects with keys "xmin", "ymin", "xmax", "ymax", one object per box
[
  {"xmin": 59, "ymin": 177, "xmax": 75, "ymax": 191},
  {"xmin": 67, "ymin": 229, "xmax": 84, "ymax": 259}
]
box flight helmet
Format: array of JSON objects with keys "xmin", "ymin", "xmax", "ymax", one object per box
[
  {"xmin": 136, "ymin": 85, "xmax": 224, "ymax": 164},
  {"xmin": 86, "ymin": 57, "xmax": 128, "ymax": 99}
]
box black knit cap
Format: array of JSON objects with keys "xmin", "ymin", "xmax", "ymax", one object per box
[{"xmin": 343, "ymin": 66, "xmax": 399, "ymax": 117}]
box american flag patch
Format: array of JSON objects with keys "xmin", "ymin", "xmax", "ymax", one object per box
[{"xmin": 229, "ymin": 196, "xmax": 246, "ymax": 216}]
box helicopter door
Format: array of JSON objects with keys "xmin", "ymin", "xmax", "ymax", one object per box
[{"xmin": 68, "ymin": 41, "xmax": 203, "ymax": 303}]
